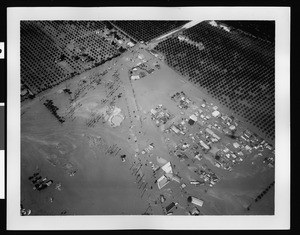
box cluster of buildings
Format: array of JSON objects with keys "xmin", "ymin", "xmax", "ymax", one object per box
[
  {"xmin": 96, "ymin": 26, "xmax": 135, "ymax": 51},
  {"xmin": 141, "ymin": 143, "xmax": 155, "ymax": 155},
  {"xmin": 150, "ymin": 104, "xmax": 174, "ymax": 127},
  {"xmin": 169, "ymin": 120, "xmax": 188, "ymax": 136},
  {"xmin": 154, "ymin": 160, "xmax": 205, "ymax": 215},
  {"xmin": 129, "ymin": 54, "xmax": 158, "ymax": 81},
  {"xmin": 148, "ymin": 89, "xmax": 275, "ymax": 197},
  {"xmin": 171, "ymin": 91, "xmax": 193, "ymax": 110}
]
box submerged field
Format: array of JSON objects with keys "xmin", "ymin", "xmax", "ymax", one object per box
[{"xmin": 21, "ymin": 43, "xmax": 274, "ymax": 215}]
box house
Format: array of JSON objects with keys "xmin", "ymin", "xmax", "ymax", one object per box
[
  {"xmin": 131, "ymin": 75, "xmax": 140, "ymax": 80},
  {"xmin": 212, "ymin": 110, "xmax": 221, "ymax": 117}
]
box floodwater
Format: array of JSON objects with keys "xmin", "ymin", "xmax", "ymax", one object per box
[{"xmin": 21, "ymin": 46, "xmax": 274, "ymax": 215}]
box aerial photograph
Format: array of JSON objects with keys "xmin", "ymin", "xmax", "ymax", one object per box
[{"xmin": 20, "ymin": 20, "xmax": 275, "ymax": 216}]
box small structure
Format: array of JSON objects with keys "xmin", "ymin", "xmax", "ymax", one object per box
[{"xmin": 160, "ymin": 195, "xmax": 166, "ymax": 203}]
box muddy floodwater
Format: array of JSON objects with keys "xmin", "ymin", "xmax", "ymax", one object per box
[{"xmin": 21, "ymin": 44, "xmax": 274, "ymax": 215}]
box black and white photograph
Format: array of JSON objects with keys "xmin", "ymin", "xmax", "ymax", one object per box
[{"xmin": 6, "ymin": 7, "xmax": 290, "ymax": 230}]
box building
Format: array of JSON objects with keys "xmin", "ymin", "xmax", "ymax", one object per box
[
  {"xmin": 205, "ymin": 128, "xmax": 220, "ymax": 140},
  {"xmin": 188, "ymin": 119, "xmax": 195, "ymax": 125},
  {"xmin": 199, "ymin": 140, "xmax": 210, "ymax": 151},
  {"xmin": 162, "ymin": 162, "xmax": 173, "ymax": 174},
  {"xmin": 165, "ymin": 202, "xmax": 178, "ymax": 213},
  {"xmin": 127, "ymin": 41, "xmax": 135, "ymax": 47},
  {"xmin": 187, "ymin": 196, "xmax": 204, "ymax": 207},
  {"xmin": 150, "ymin": 108, "xmax": 157, "ymax": 116},
  {"xmin": 233, "ymin": 142, "xmax": 240, "ymax": 148},
  {"xmin": 212, "ymin": 110, "xmax": 221, "ymax": 117},
  {"xmin": 157, "ymin": 175, "xmax": 169, "ymax": 189},
  {"xmin": 171, "ymin": 125, "xmax": 180, "ymax": 134},
  {"xmin": 190, "ymin": 114, "xmax": 198, "ymax": 121},
  {"xmin": 165, "ymin": 173, "xmax": 181, "ymax": 183},
  {"xmin": 131, "ymin": 75, "xmax": 140, "ymax": 80}
]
